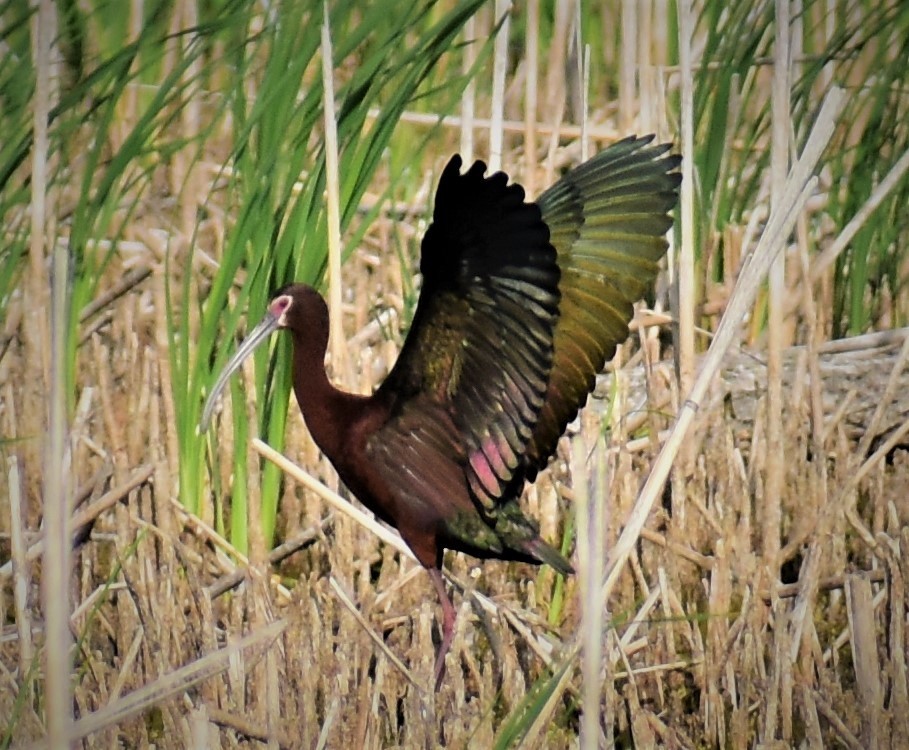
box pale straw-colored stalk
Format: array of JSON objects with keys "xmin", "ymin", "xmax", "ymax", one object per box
[
  {"xmin": 460, "ymin": 14, "xmax": 477, "ymax": 164},
  {"xmin": 489, "ymin": 0, "xmax": 511, "ymax": 171},
  {"xmin": 763, "ymin": 0, "xmax": 792, "ymax": 570},
  {"xmin": 574, "ymin": 433, "xmax": 606, "ymax": 750},
  {"xmin": 619, "ymin": 0, "xmax": 637, "ymax": 131},
  {"xmin": 321, "ymin": 0, "xmax": 349, "ymax": 384},
  {"xmin": 32, "ymin": 0, "xmax": 74, "ymax": 745},
  {"xmin": 523, "ymin": 0, "xmax": 540, "ymax": 192},
  {"xmin": 676, "ymin": 0, "xmax": 696, "ymax": 396}
]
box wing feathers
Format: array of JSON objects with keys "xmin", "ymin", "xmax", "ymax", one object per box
[
  {"xmin": 524, "ymin": 136, "xmax": 681, "ymax": 471},
  {"xmin": 373, "ymin": 140, "xmax": 679, "ymax": 524},
  {"xmin": 377, "ymin": 155, "xmax": 561, "ymax": 511}
]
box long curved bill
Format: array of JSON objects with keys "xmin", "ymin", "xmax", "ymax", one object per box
[{"xmin": 200, "ymin": 311, "xmax": 281, "ymax": 431}]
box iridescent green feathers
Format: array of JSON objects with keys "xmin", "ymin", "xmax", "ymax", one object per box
[
  {"xmin": 369, "ymin": 137, "xmax": 680, "ymax": 564},
  {"xmin": 527, "ymin": 136, "xmax": 682, "ymax": 475}
]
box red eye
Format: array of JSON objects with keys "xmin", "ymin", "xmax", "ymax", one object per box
[{"xmin": 270, "ymin": 295, "xmax": 292, "ymax": 318}]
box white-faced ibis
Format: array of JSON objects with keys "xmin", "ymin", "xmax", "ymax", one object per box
[{"xmin": 202, "ymin": 136, "xmax": 681, "ymax": 684}]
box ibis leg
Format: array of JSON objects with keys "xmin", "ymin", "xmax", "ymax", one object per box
[{"xmin": 428, "ymin": 567, "xmax": 456, "ymax": 689}]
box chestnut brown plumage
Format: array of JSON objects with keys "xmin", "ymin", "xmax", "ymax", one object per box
[{"xmin": 202, "ymin": 135, "xmax": 681, "ymax": 685}]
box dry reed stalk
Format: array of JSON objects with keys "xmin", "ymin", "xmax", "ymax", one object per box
[
  {"xmin": 845, "ymin": 574, "xmax": 883, "ymax": 748},
  {"xmin": 79, "ymin": 266, "xmax": 152, "ymax": 322},
  {"xmin": 573, "ymin": 432, "xmax": 603, "ymax": 750},
  {"xmin": 764, "ymin": 0, "xmax": 793, "ymax": 574},
  {"xmin": 636, "ymin": 0, "xmax": 653, "ymax": 132},
  {"xmin": 706, "ymin": 538, "xmax": 731, "ymax": 744},
  {"xmin": 30, "ymin": 0, "xmax": 75, "ymax": 745},
  {"xmin": 579, "ymin": 45, "xmax": 590, "ymax": 162},
  {"xmin": 814, "ymin": 690, "xmax": 865, "ymax": 750},
  {"xmin": 821, "ymin": 584, "xmax": 887, "ymax": 667},
  {"xmin": 619, "ymin": 0, "xmax": 637, "ymax": 131},
  {"xmin": 523, "ymin": 0, "xmax": 540, "ymax": 191},
  {"xmin": 671, "ymin": 0, "xmax": 697, "ymax": 542},
  {"xmin": 121, "ymin": 0, "xmax": 142, "ymax": 133},
  {"xmin": 175, "ymin": 1, "xmax": 203, "ymax": 239},
  {"xmin": 207, "ymin": 706, "xmax": 293, "ymax": 747},
  {"xmin": 799, "ymin": 683, "xmax": 825, "ymax": 750},
  {"xmin": 459, "ymin": 14, "xmax": 477, "ymax": 163},
  {"xmin": 883, "ymin": 530, "xmax": 909, "ymax": 746},
  {"xmin": 26, "ymin": 4, "xmax": 52, "ymax": 381},
  {"xmin": 542, "ymin": 0, "xmax": 571, "ymax": 185},
  {"xmin": 170, "ymin": 500, "xmax": 296, "ymax": 604},
  {"xmin": 149, "ymin": 236, "xmax": 181, "ymax": 521},
  {"xmin": 676, "ymin": 0, "xmax": 696, "ymax": 399},
  {"xmin": 206, "ymin": 520, "xmax": 328, "ymax": 599},
  {"xmin": 489, "ymin": 0, "xmax": 510, "ymax": 171},
  {"xmin": 321, "ymin": 1, "xmax": 350, "ymax": 386},
  {"xmin": 793, "ymin": 141, "xmax": 829, "ymax": 581}
]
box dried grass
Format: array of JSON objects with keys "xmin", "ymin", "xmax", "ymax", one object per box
[
  {"xmin": 3, "ymin": 180, "xmax": 908, "ymax": 745},
  {"xmin": 3, "ymin": 3, "xmax": 909, "ymax": 749}
]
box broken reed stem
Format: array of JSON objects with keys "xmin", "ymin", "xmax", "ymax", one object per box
[{"xmin": 601, "ymin": 87, "xmax": 846, "ymax": 602}]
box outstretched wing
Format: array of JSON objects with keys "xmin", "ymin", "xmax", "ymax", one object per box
[
  {"xmin": 522, "ymin": 136, "xmax": 681, "ymax": 474},
  {"xmin": 375, "ymin": 156, "xmax": 561, "ymax": 510}
]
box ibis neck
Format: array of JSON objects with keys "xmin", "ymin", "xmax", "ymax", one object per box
[{"xmin": 288, "ymin": 328, "xmax": 361, "ymax": 457}]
